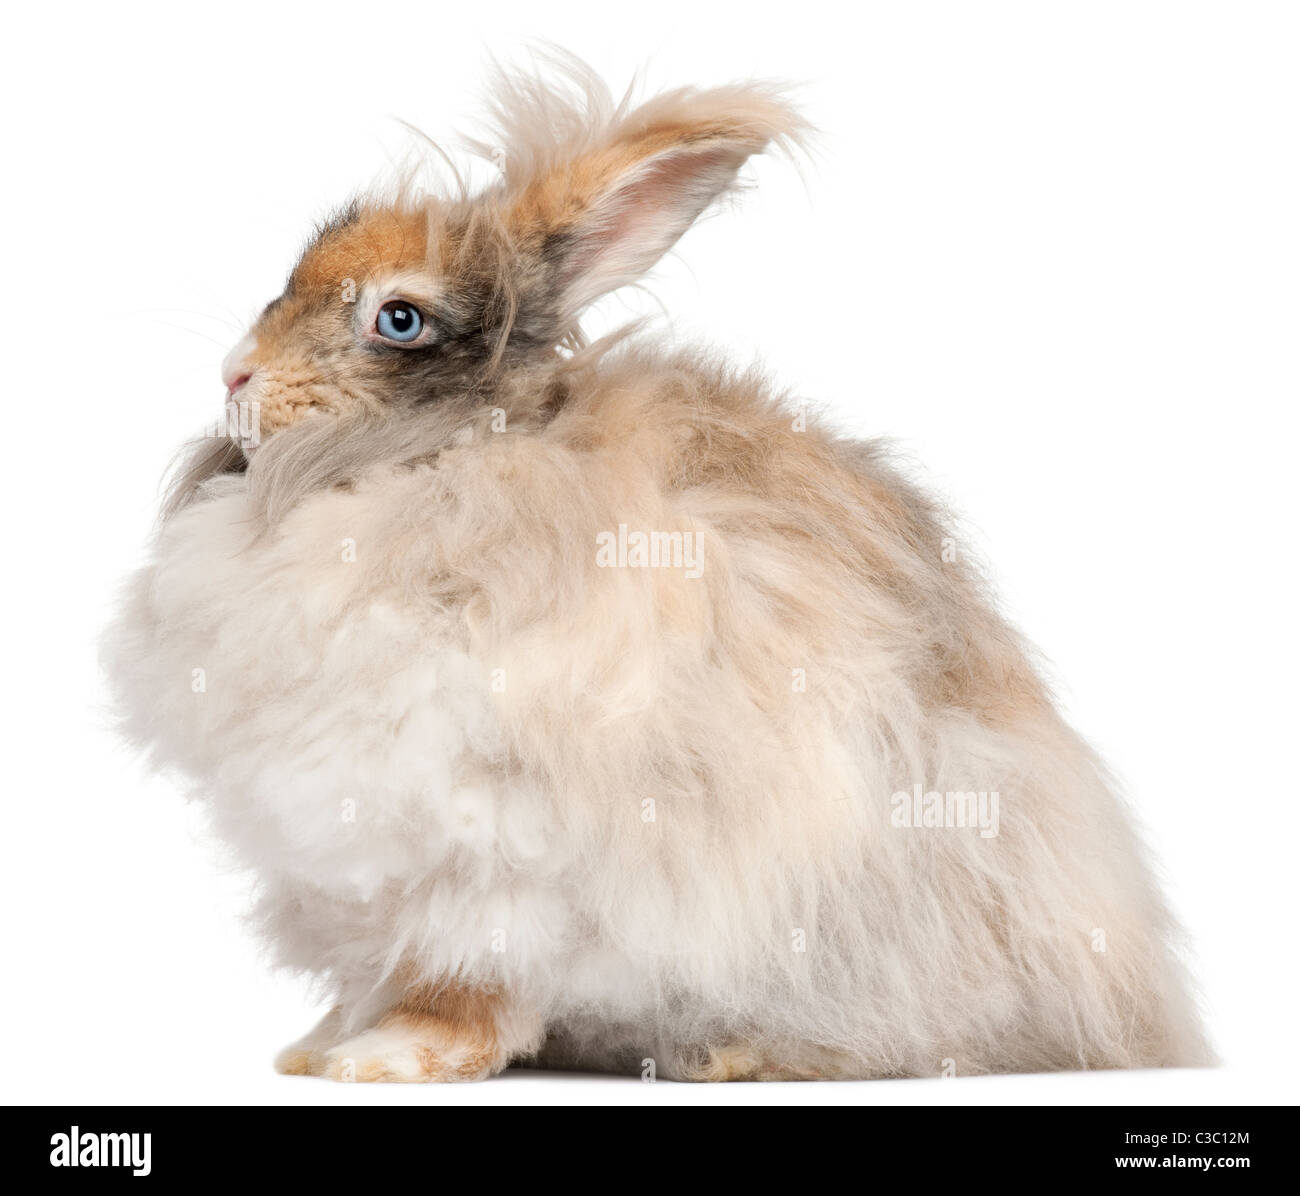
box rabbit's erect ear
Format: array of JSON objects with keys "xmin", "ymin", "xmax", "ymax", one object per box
[{"xmin": 485, "ymin": 70, "xmax": 808, "ymax": 335}]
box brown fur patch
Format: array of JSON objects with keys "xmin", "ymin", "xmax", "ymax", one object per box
[
  {"xmin": 373, "ymin": 983, "xmax": 506, "ymax": 1080},
  {"xmin": 290, "ymin": 208, "xmax": 431, "ymax": 298}
]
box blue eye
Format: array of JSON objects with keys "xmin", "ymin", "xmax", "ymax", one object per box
[{"xmin": 376, "ymin": 300, "xmax": 423, "ymax": 342}]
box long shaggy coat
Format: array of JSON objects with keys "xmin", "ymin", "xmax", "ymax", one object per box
[{"xmin": 103, "ymin": 58, "xmax": 1208, "ymax": 1081}]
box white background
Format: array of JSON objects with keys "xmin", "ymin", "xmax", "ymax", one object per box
[{"xmin": 1, "ymin": 1, "xmax": 1295, "ymax": 1106}]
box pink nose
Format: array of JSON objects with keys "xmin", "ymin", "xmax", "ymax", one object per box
[{"xmin": 221, "ymin": 333, "xmax": 258, "ymax": 394}]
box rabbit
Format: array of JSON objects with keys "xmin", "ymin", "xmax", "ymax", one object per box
[{"xmin": 102, "ymin": 56, "xmax": 1210, "ymax": 1082}]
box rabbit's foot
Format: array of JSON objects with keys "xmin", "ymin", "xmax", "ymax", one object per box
[
  {"xmin": 274, "ymin": 1005, "xmax": 344, "ymax": 1076},
  {"xmin": 282, "ymin": 985, "xmax": 539, "ymax": 1083},
  {"xmin": 319, "ymin": 1013, "xmax": 500, "ymax": 1083},
  {"xmin": 679, "ymin": 1041, "xmax": 861, "ymax": 1081}
]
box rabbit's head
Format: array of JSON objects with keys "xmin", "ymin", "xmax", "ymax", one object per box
[{"xmin": 219, "ymin": 63, "xmax": 806, "ymax": 445}]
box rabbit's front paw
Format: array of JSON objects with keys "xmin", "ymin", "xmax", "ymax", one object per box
[
  {"xmin": 276, "ymin": 986, "xmax": 534, "ymax": 1084},
  {"xmin": 318, "ymin": 1012, "xmax": 505, "ymax": 1083},
  {"xmin": 274, "ymin": 1005, "xmax": 343, "ymax": 1077}
]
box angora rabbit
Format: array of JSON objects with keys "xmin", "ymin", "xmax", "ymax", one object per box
[{"xmin": 103, "ymin": 60, "xmax": 1208, "ymax": 1082}]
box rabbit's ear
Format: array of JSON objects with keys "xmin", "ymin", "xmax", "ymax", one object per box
[{"xmin": 489, "ymin": 75, "xmax": 807, "ymax": 335}]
